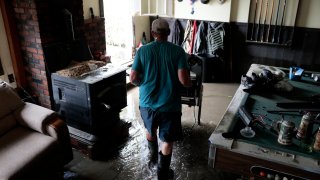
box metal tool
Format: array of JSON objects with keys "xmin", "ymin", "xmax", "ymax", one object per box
[
  {"xmin": 239, "ymin": 106, "xmax": 254, "ymax": 126},
  {"xmin": 277, "ymin": 101, "xmax": 320, "ymax": 109},
  {"xmin": 267, "ymin": 109, "xmax": 320, "ymax": 114}
]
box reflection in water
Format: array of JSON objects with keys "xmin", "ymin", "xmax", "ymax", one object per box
[
  {"xmin": 65, "ymin": 88, "xmax": 238, "ymax": 180},
  {"xmin": 112, "ymin": 92, "xmax": 218, "ymax": 179},
  {"xmin": 112, "ymin": 119, "xmax": 222, "ymax": 180}
]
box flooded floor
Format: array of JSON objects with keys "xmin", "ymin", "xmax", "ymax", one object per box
[{"xmin": 64, "ymin": 83, "xmax": 239, "ymax": 180}]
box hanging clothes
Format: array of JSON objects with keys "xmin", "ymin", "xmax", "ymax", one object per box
[
  {"xmin": 168, "ymin": 20, "xmax": 183, "ymax": 46},
  {"xmin": 181, "ymin": 20, "xmax": 195, "ymax": 54},
  {"xmin": 206, "ymin": 22, "xmax": 225, "ymax": 58},
  {"xmin": 193, "ymin": 21, "xmax": 207, "ymax": 55},
  {"xmin": 189, "ymin": 20, "xmax": 198, "ymax": 54}
]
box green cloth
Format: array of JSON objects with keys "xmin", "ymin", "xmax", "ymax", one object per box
[
  {"xmin": 132, "ymin": 41, "xmax": 188, "ymax": 112},
  {"xmin": 235, "ymin": 77, "xmax": 320, "ymax": 159}
]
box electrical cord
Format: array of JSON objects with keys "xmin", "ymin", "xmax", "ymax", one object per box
[{"xmin": 18, "ymin": 86, "xmax": 37, "ymax": 104}]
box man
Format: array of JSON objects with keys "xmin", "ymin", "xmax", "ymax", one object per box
[{"xmin": 130, "ymin": 18, "xmax": 191, "ymax": 180}]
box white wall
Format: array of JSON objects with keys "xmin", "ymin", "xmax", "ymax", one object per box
[
  {"xmin": 83, "ymin": 0, "xmax": 100, "ymax": 19},
  {"xmin": 230, "ymin": 0, "xmax": 251, "ymax": 23},
  {"xmin": 296, "ymin": 0, "xmax": 320, "ymax": 28},
  {"xmin": 174, "ymin": 0, "xmax": 231, "ymax": 22},
  {"xmin": 0, "ymin": 7, "xmax": 16, "ymax": 87},
  {"xmin": 84, "ymin": 0, "xmax": 320, "ymax": 27},
  {"xmin": 133, "ymin": 15, "xmax": 150, "ymax": 47}
]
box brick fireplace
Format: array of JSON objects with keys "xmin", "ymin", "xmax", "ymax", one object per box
[{"xmin": 10, "ymin": 0, "xmax": 106, "ymax": 108}]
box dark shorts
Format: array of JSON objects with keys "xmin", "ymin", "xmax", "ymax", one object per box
[{"xmin": 140, "ymin": 107, "xmax": 183, "ymax": 142}]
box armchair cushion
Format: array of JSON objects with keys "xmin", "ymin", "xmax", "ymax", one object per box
[
  {"xmin": 0, "ymin": 127, "xmax": 61, "ymax": 179},
  {"xmin": 0, "ymin": 83, "xmax": 24, "ymax": 135},
  {"xmin": 0, "ymin": 83, "xmax": 25, "ymax": 119},
  {"xmin": 0, "ymin": 114, "xmax": 16, "ymax": 136},
  {"xmin": 0, "ymin": 81, "xmax": 73, "ymax": 179}
]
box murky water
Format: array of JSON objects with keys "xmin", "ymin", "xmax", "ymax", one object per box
[
  {"xmin": 110, "ymin": 98, "xmax": 225, "ymax": 180},
  {"xmin": 65, "ymin": 88, "xmax": 239, "ymax": 180},
  {"xmin": 109, "ymin": 119, "xmax": 216, "ymax": 180}
]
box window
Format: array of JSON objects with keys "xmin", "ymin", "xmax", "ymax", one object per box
[{"xmin": 103, "ymin": 0, "xmax": 137, "ymax": 66}]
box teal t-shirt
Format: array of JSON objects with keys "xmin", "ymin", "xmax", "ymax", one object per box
[{"xmin": 132, "ymin": 41, "xmax": 188, "ymax": 112}]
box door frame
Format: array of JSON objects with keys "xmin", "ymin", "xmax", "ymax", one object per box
[{"xmin": 0, "ymin": 0, "xmax": 26, "ymax": 88}]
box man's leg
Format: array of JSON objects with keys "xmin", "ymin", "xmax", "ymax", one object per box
[
  {"xmin": 158, "ymin": 142, "xmax": 174, "ymax": 180},
  {"xmin": 147, "ymin": 130, "xmax": 158, "ymax": 165},
  {"xmin": 140, "ymin": 107, "xmax": 159, "ymax": 165},
  {"xmin": 160, "ymin": 142, "xmax": 173, "ymax": 155},
  {"xmin": 157, "ymin": 111, "xmax": 182, "ymax": 180}
]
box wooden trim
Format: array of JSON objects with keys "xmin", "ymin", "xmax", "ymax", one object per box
[
  {"xmin": 0, "ymin": 0, "xmax": 27, "ymax": 88},
  {"xmin": 215, "ymin": 148, "xmax": 320, "ymax": 179}
]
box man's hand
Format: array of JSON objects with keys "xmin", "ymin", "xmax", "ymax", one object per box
[
  {"xmin": 130, "ymin": 69, "xmax": 141, "ymax": 86},
  {"xmin": 178, "ymin": 69, "xmax": 192, "ymax": 87}
]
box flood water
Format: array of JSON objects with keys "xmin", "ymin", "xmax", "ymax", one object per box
[
  {"xmin": 64, "ymin": 86, "xmax": 239, "ymax": 180},
  {"xmin": 110, "ymin": 119, "xmax": 215, "ymax": 180}
]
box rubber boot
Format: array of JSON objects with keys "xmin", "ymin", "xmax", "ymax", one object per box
[
  {"xmin": 157, "ymin": 151, "xmax": 174, "ymax": 180},
  {"xmin": 148, "ymin": 140, "xmax": 158, "ymax": 166}
]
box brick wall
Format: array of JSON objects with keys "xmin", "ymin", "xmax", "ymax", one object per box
[
  {"xmin": 84, "ymin": 17, "xmax": 106, "ymax": 58},
  {"xmin": 12, "ymin": 0, "xmax": 50, "ymax": 107},
  {"xmin": 11, "ymin": 0, "xmax": 87, "ymax": 108},
  {"xmin": 11, "ymin": 0, "xmax": 105, "ymax": 108}
]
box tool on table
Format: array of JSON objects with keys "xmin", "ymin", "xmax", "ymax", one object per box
[
  {"xmin": 311, "ymin": 73, "xmax": 320, "ymax": 82},
  {"xmin": 289, "ymin": 66, "xmax": 304, "ymax": 80},
  {"xmin": 239, "ymin": 106, "xmax": 254, "ymax": 126},
  {"xmin": 276, "ymin": 94, "xmax": 320, "ymax": 109},
  {"xmin": 238, "ymin": 106, "xmax": 256, "ymax": 138},
  {"xmin": 277, "ymin": 101, "xmax": 320, "ymax": 109},
  {"xmin": 267, "ymin": 109, "xmax": 320, "ymax": 115},
  {"xmin": 238, "ymin": 106, "xmax": 277, "ymax": 138}
]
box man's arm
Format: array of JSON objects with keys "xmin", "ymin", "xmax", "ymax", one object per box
[
  {"xmin": 178, "ymin": 68, "xmax": 192, "ymax": 87},
  {"xmin": 130, "ymin": 69, "xmax": 141, "ymax": 86}
]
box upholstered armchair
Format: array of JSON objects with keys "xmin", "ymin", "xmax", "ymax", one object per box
[{"xmin": 0, "ymin": 81, "xmax": 73, "ymax": 179}]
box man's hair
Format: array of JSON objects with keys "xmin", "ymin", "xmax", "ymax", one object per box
[{"xmin": 151, "ymin": 18, "xmax": 170, "ymax": 35}]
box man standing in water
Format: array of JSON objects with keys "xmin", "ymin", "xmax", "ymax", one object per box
[{"xmin": 130, "ymin": 18, "xmax": 191, "ymax": 179}]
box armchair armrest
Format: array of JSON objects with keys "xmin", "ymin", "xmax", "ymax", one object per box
[
  {"xmin": 46, "ymin": 117, "xmax": 73, "ymax": 164},
  {"xmin": 14, "ymin": 102, "xmax": 73, "ymax": 164},
  {"xmin": 14, "ymin": 102, "xmax": 57, "ymax": 133}
]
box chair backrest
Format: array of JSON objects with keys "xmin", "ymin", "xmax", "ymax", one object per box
[
  {"xmin": 0, "ymin": 81, "xmax": 25, "ymax": 135},
  {"xmin": 187, "ymin": 54, "xmax": 203, "ymax": 86}
]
